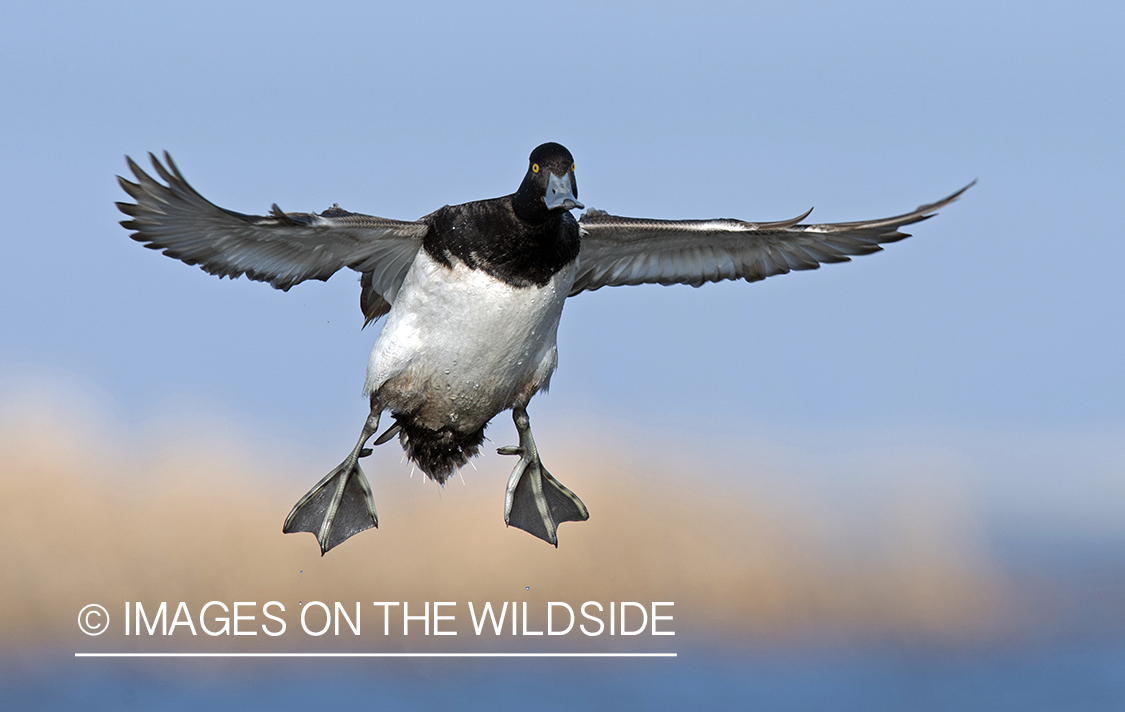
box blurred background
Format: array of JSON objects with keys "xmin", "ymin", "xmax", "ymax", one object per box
[{"xmin": 1, "ymin": 1, "xmax": 1123, "ymax": 708}]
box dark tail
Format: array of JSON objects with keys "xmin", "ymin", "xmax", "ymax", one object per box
[{"xmin": 395, "ymin": 416, "xmax": 486, "ymax": 484}]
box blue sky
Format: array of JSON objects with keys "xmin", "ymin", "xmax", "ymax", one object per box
[{"xmin": 1, "ymin": 1, "xmax": 1122, "ymax": 565}]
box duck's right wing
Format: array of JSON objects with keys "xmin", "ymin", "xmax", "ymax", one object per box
[{"xmin": 117, "ymin": 152, "xmax": 428, "ymax": 322}]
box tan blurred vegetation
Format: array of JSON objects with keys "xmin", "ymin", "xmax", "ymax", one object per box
[{"xmin": 0, "ymin": 397, "xmax": 1007, "ymax": 651}]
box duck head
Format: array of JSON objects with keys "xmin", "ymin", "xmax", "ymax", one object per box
[{"xmin": 514, "ymin": 142, "xmax": 582, "ymax": 221}]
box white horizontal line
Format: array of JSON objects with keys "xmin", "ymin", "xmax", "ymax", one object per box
[{"xmin": 75, "ymin": 652, "xmax": 676, "ymax": 658}]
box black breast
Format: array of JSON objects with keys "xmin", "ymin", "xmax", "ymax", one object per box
[{"xmin": 421, "ymin": 196, "xmax": 581, "ymax": 288}]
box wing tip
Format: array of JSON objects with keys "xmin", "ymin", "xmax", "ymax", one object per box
[{"xmin": 920, "ymin": 178, "xmax": 976, "ymax": 214}]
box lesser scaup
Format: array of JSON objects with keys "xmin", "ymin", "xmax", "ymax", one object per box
[{"xmin": 118, "ymin": 143, "xmax": 971, "ymax": 553}]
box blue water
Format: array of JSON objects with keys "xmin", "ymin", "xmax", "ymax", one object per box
[{"xmin": 6, "ymin": 643, "xmax": 1125, "ymax": 710}]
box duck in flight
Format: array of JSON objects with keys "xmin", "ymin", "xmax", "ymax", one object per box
[{"xmin": 118, "ymin": 143, "xmax": 971, "ymax": 554}]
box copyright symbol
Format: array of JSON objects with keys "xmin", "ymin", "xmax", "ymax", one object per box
[{"xmin": 78, "ymin": 604, "xmax": 109, "ymax": 636}]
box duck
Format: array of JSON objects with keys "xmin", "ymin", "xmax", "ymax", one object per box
[{"xmin": 118, "ymin": 142, "xmax": 971, "ymax": 554}]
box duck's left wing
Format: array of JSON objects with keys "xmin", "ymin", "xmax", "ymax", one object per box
[{"xmin": 570, "ymin": 182, "xmax": 973, "ymax": 296}]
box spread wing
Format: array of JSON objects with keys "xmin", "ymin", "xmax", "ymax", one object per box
[
  {"xmin": 117, "ymin": 152, "xmax": 428, "ymax": 322},
  {"xmin": 570, "ymin": 182, "xmax": 973, "ymax": 296}
]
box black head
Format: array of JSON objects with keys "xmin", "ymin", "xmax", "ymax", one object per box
[{"xmin": 513, "ymin": 142, "xmax": 582, "ymax": 222}]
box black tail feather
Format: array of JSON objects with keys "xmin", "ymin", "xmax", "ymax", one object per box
[{"xmin": 395, "ymin": 417, "xmax": 486, "ymax": 483}]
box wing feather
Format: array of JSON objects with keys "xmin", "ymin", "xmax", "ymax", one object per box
[
  {"xmin": 117, "ymin": 152, "xmax": 427, "ymax": 317},
  {"xmin": 571, "ymin": 182, "xmax": 973, "ymax": 296}
]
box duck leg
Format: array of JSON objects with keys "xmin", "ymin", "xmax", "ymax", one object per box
[
  {"xmin": 283, "ymin": 402, "xmax": 386, "ymax": 555},
  {"xmin": 498, "ymin": 406, "xmax": 589, "ymax": 545}
]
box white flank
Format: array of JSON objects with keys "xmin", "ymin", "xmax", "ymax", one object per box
[{"xmin": 365, "ymin": 252, "xmax": 576, "ymax": 431}]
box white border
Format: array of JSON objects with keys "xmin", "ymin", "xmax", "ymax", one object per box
[{"xmin": 76, "ymin": 652, "xmax": 676, "ymax": 658}]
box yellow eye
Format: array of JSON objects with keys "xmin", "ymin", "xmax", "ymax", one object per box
[
  {"xmin": 571, "ymin": 163, "xmax": 576, "ymax": 172},
  {"xmin": 532, "ymin": 163, "xmax": 539, "ymax": 174}
]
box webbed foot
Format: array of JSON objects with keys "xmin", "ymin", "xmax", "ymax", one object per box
[
  {"xmin": 283, "ymin": 411, "xmax": 384, "ymax": 555},
  {"xmin": 499, "ymin": 406, "xmax": 589, "ymax": 546}
]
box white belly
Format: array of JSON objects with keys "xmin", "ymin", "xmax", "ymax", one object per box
[{"xmin": 364, "ymin": 252, "xmax": 575, "ymax": 431}]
